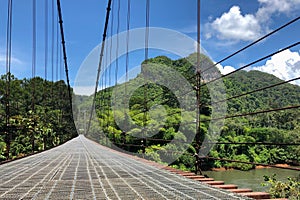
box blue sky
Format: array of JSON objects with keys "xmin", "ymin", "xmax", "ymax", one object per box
[{"xmin": 0, "ymin": 0, "xmax": 300, "ymax": 95}]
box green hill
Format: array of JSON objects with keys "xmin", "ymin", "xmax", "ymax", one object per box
[{"xmin": 82, "ymin": 53, "xmax": 300, "ymax": 170}]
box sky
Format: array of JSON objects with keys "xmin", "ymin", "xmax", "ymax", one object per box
[{"xmin": 0, "ymin": 0, "xmax": 300, "ymax": 95}]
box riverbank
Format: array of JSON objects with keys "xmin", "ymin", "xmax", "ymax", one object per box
[
  {"xmin": 210, "ymin": 163, "xmax": 298, "ymax": 171},
  {"xmin": 203, "ymin": 167, "xmax": 300, "ymax": 192}
]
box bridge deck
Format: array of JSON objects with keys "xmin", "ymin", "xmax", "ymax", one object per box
[{"xmin": 0, "ymin": 135, "xmax": 249, "ymax": 200}]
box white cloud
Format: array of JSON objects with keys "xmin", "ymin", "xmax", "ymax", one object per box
[
  {"xmin": 209, "ymin": 6, "xmax": 262, "ymax": 41},
  {"xmin": 216, "ymin": 63, "xmax": 236, "ymax": 75},
  {"xmin": 205, "ymin": 0, "xmax": 300, "ymax": 42},
  {"xmin": 256, "ymin": 0, "xmax": 300, "ymax": 22},
  {"xmin": 250, "ymin": 49, "xmax": 300, "ymax": 85}
]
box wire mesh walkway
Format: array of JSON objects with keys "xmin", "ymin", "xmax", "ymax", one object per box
[{"xmin": 0, "ymin": 135, "xmax": 249, "ymax": 200}]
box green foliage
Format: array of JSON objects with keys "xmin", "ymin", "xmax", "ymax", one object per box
[
  {"xmin": 143, "ymin": 144, "xmax": 163, "ymax": 162},
  {"xmin": 226, "ymin": 154, "xmax": 253, "ymax": 171},
  {"xmin": 0, "ymin": 74, "xmax": 77, "ymax": 160},
  {"xmin": 86, "ymin": 53, "xmax": 300, "ymax": 171},
  {"xmin": 263, "ymin": 174, "xmax": 300, "ymax": 199}
]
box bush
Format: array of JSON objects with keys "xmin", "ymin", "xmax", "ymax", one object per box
[
  {"xmin": 226, "ymin": 154, "xmax": 253, "ymax": 170},
  {"xmin": 263, "ymin": 174, "xmax": 300, "ymax": 199}
]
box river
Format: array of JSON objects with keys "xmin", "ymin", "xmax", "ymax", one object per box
[{"xmin": 203, "ymin": 168, "xmax": 300, "ymax": 192}]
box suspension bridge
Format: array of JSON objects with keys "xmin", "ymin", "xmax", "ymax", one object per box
[
  {"xmin": 1, "ymin": 0, "xmax": 299, "ymax": 199},
  {"xmin": 0, "ymin": 135, "xmax": 255, "ymax": 199}
]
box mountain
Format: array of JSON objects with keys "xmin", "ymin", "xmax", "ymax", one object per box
[
  {"xmin": 225, "ymin": 70, "xmax": 300, "ymax": 114},
  {"xmin": 81, "ymin": 53, "xmax": 300, "ymax": 170}
]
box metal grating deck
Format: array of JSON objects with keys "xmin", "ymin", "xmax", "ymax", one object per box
[{"xmin": 0, "ymin": 135, "xmax": 250, "ymax": 200}]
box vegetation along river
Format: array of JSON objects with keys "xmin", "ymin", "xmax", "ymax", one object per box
[{"xmin": 203, "ymin": 168, "xmax": 300, "ymax": 192}]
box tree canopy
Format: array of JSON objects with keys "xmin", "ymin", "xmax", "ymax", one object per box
[
  {"xmin": 80, "ymin": 53, "xmax": 300, "ymax": 171},
  {"xmin": 0, "ymin": 74, "xmax": 77, "ymax": 160}
]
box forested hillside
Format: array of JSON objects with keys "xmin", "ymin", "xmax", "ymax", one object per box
[
  {"xmin": 83, "ymin": 53, "xmax": 299, "ymax": 171},
  {"xmin": 213, "ymin": 70, "xmax": 300, "ymax": 170},
  {"xmin": 0, "ymin": 74, "xmax": 77, "ymax": 161}
]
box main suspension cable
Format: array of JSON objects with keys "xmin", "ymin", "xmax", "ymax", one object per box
[
  {"xmin": 87, "ymin": 0, "xmax": 112, "ymax": 135},
  {"xmin": 210, "ymin": 76, "xmax": 300, "ymax": 106},
  {"xmin": 5, "ymin": 0, "xmax": 13, "ymax": 160},
  {"xmin": 200, "ymin": 16, "xmax": 300, "ymax": 75},
  {"xmin": 201, "ymin": 42, "xmax": 300, "ymax": 88},
  {"xmin": 202, "ymin": 104, "xmax": 300, "ymax": 123},
  {"xmin": 56, "ymin": 0, "xmax": 75, "ymax": 123}
]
